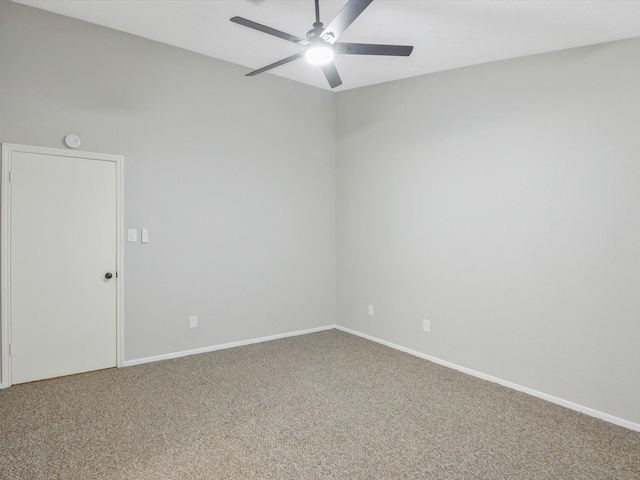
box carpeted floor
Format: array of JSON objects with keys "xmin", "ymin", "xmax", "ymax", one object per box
[{"xmin": 0, "ymin": 329, "xmax": 638, "ymax": 479}]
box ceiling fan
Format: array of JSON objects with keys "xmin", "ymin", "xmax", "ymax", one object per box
[{"xmin": 230, "ymin": 0, "xmax": 414, "ymax": 88}]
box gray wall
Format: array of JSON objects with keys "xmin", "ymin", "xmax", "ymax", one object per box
[
  {"xmin": 336, "ymin": 38, "xmax": 640, "ymax": 424},
  {"xmin": 0, "ymin": 1, "xmax": 337, "ymax": 362}
]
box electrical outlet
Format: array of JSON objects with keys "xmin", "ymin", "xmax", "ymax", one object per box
[
  {"xmin": 368, "ymin": 305, "xmax": 374, "ymax": 316},
  {"xmin": 423, "ymin": 319, "xmax": 430, "ymax": 333},
  {"xmin": 189, "ymin": 316, "xmax": 197, "ymax": 328}
]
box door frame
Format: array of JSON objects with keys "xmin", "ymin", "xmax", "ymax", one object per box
[{"xmin": 0, "ymin": 143, "xmax": 124, "ymax": 388}]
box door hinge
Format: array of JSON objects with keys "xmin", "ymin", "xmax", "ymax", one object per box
[
  {"xmin": 8, "ymin": 170, "xmax": 11, "ymax": 183},
  {"xmin": 8, "ymin": 344, "xmax": 11, "ymax": 356}
]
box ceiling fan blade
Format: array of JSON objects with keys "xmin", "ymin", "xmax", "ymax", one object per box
[
  {"xmin": 245, "ymin": 52, "xmax": 305, "ymax": 77},
  {"xmin": 337, "ymin": 42, "xmax": 414, "ymax": 56},
  {"xmin": 321, "ymin": 0, "xmax": 373, "ymax": 44},
  {"xmin": 230, "ymin": 17, "xmax": 309, "ymax": 46},
  {"xmin": 321, "ymin": 62, "xmax": 343, "ymax": 88}
]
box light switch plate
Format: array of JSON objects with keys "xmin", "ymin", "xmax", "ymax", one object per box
[
  {"xmin": 127, "ymin": 229, "xmax": 137, "ymax": 242},
  {"xmin": 141, "ymin": 228, "xmax": 149, "ymax": 243}
]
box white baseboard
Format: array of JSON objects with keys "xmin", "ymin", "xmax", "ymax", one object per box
[
  {"xmin": 335, "ymin": 325, "xmax": 640, "ymax": 433},
  {"xmin": 122, "ymin": 324, "xmax": 336, "ymax": 367}
]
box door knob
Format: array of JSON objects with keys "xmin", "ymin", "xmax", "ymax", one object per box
[{"xmin": 105, "ymin": 272, "xmax": 113, "ymax": 280}]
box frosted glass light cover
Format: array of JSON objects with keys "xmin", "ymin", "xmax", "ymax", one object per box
[{"xmin": 305, "ymin": 45, "xmax": 334, "ymax": 65}]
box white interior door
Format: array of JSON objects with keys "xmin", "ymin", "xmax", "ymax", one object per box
[{"xmin": 8, "ymin": 149, "xmax": 118, "ymax": 384}]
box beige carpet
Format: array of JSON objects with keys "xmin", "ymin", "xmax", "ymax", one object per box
[{"xmin": 1, "ymin": 329, "xmax": 638, "ymax": 479}]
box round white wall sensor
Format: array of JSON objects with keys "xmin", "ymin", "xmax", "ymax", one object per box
[{"xmin": 64, "ymin": 134, "xmax": 81, "ymax": 149}]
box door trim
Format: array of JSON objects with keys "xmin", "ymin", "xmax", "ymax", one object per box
[{"xmin": 1, "ymin": 143, "xmax": 124, "ymax": 388}]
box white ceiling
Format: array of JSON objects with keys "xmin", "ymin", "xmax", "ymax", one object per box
[{"xmin": 12, "ymin": 0, "xmax": 640, "ymax": 92}]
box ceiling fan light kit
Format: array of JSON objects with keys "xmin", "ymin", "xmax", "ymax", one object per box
[
  {"xmin": 231, "ymin": 0, "xmax": 414, "ymax": 88},
  {"xmin": 305, "ymin": 43, "xmax": 334, "ymax": 65}
]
